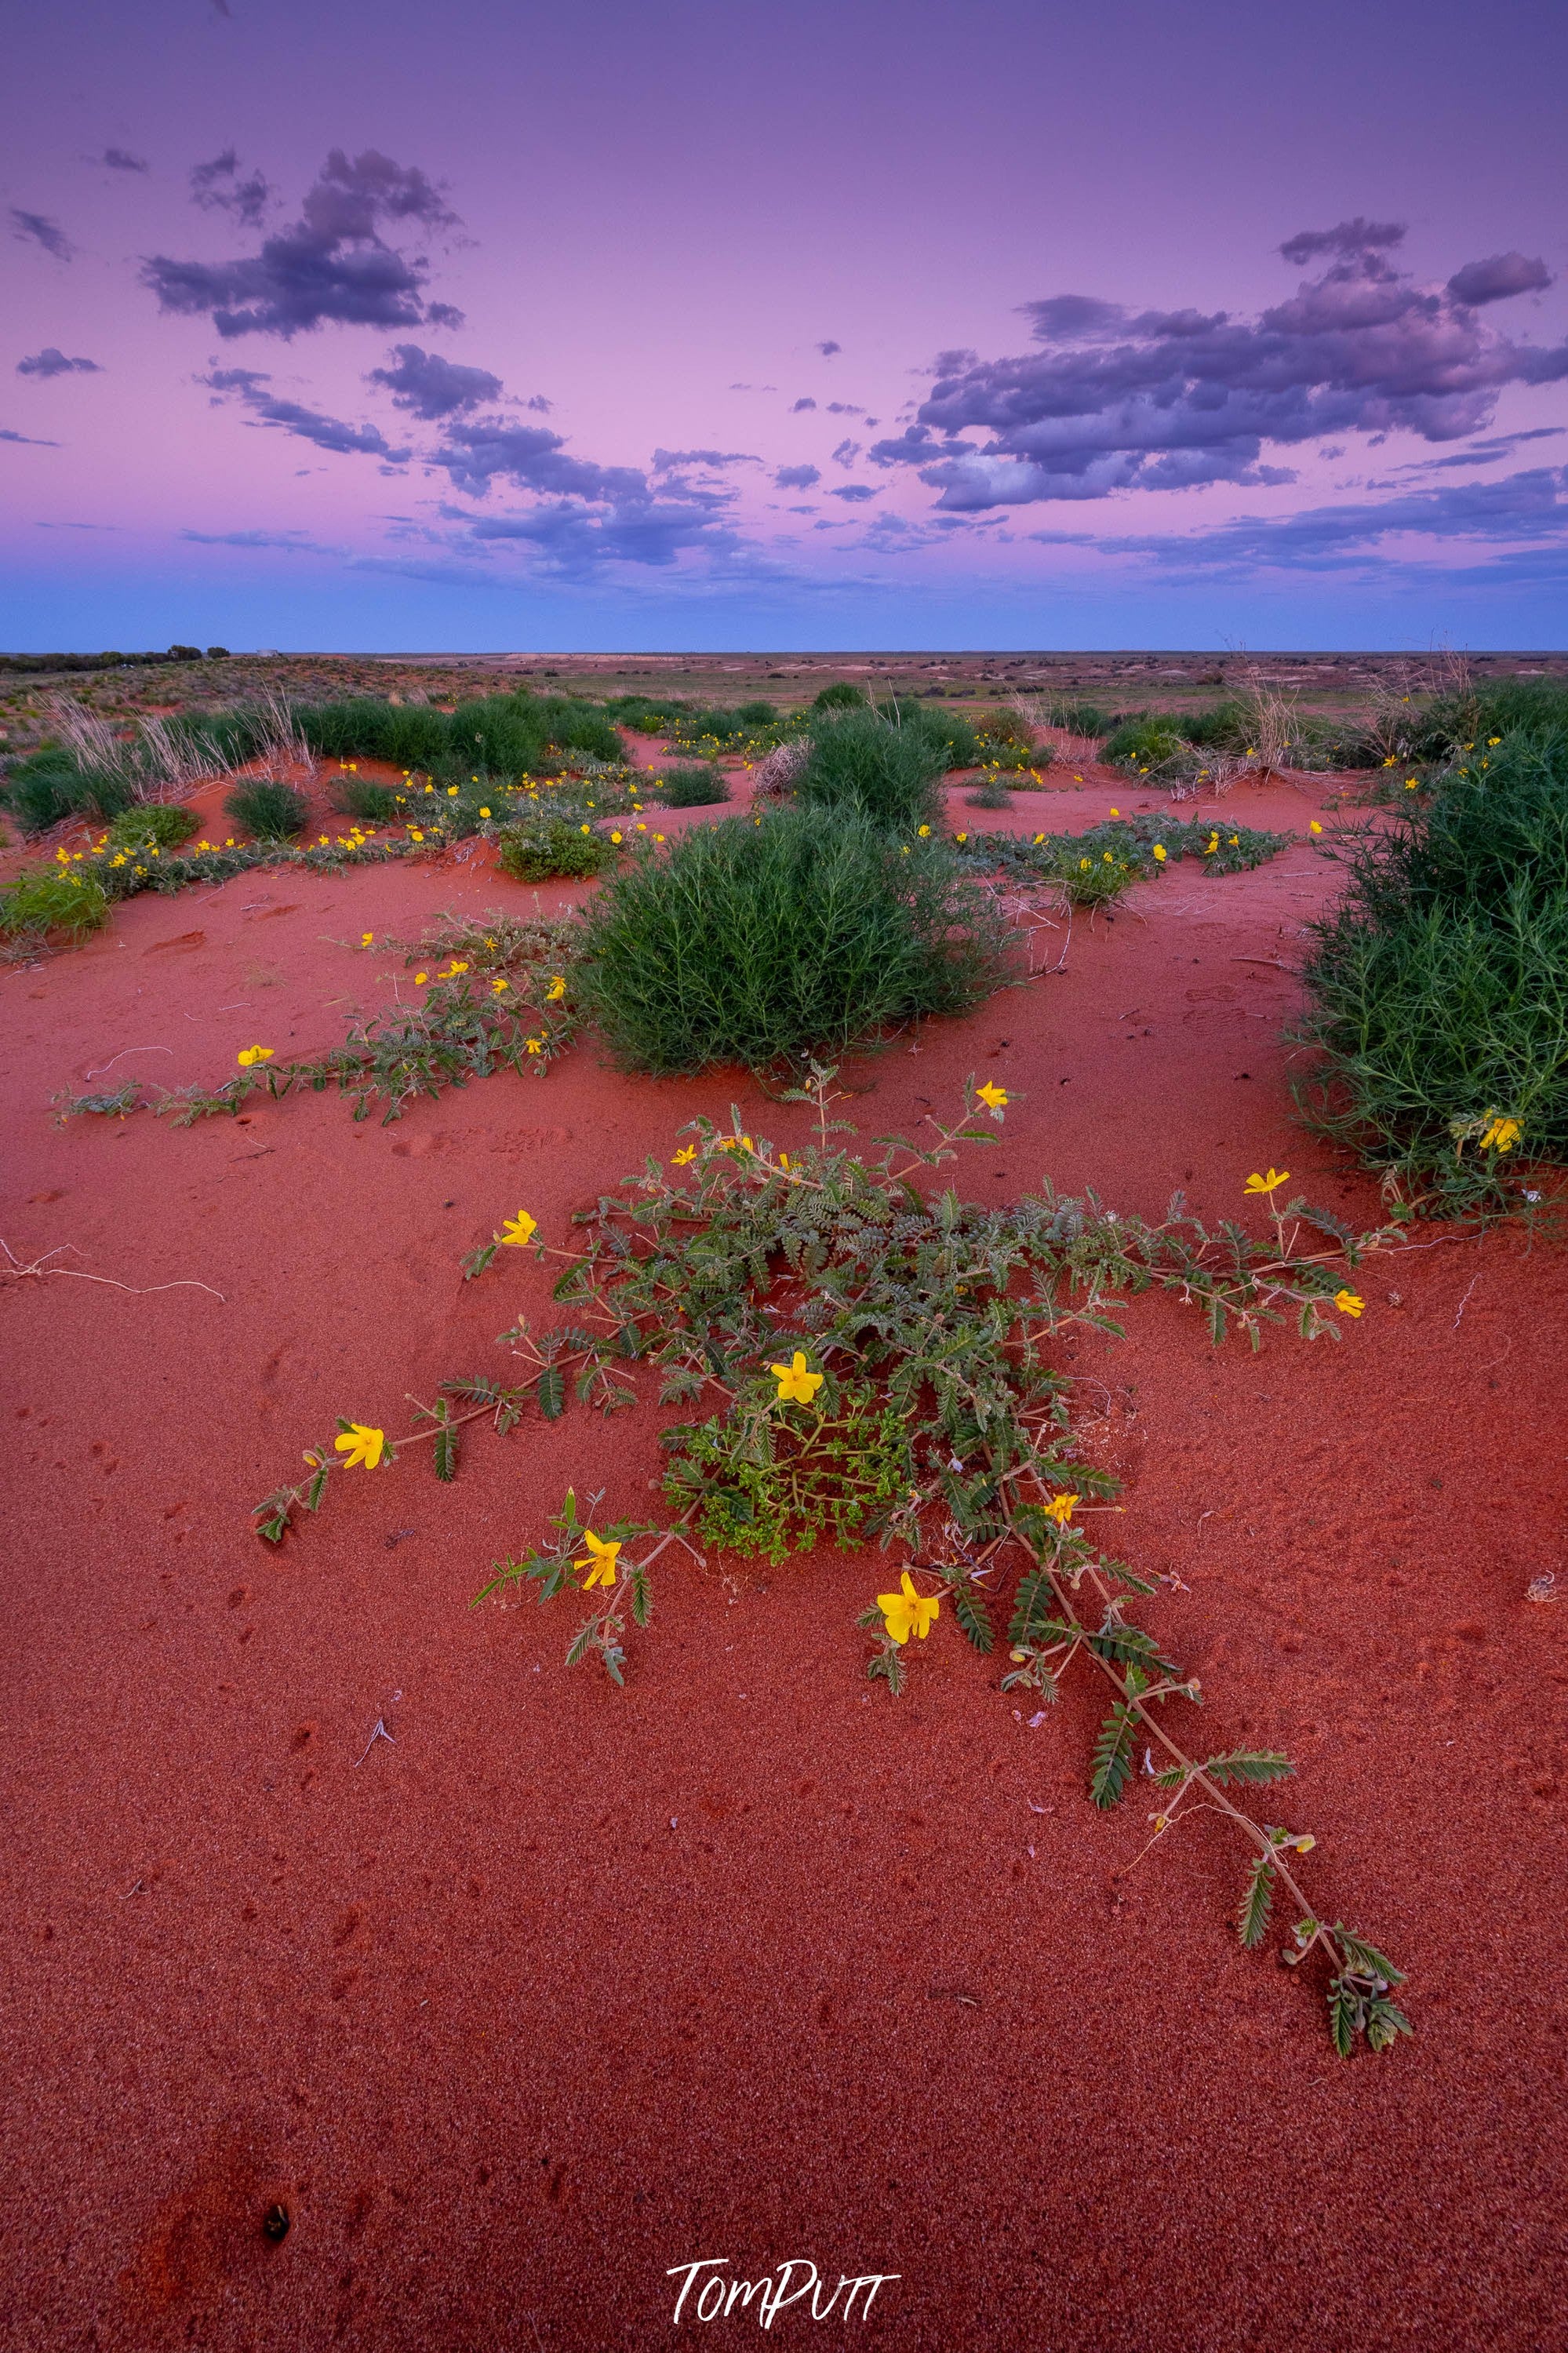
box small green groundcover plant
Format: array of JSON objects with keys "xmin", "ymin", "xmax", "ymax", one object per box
[
  {"xmin": 495, "ymin": 817, "xmax": 624, "ymax": 882},
  {"xmin": 252, "ymin": 1079, "xmax": 1410, "ymax": 2056},
  {"xmin": 656, "ymin": 763, "xmax": 730, "ymax": 807},
  {"xmin": 0, "ymin": 865, "xmax": 109, "ymax": 949}
]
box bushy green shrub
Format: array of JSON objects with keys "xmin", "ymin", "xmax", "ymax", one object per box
[
  {"xmin": 657, "ymin": 764, "xmax": 730, "ymax": 807},
  {"xmin": 966, "ymin": 780, "xmax": 1013, "ymax": 810},
  {"xmin": 1046, "ymin": 698, "xmax": 1113, "ymax": 737},
  {"xmin": 5, "ymin": 750, "xmax": 136, "ymax": 830},
  {"xmin": 104, "ymin": 803, "xmax": 198, "ymax": 851},
  {"xmin": 333, "ymin": 776, "xmax": 401, "ymax": 821},
  {"xmin": 573, "ymin": 807, "xmax": 1012, "ymax": 1075},
  {"xmin": 1101, "ymin": 715, "xmax": 1193, "ymax": 769},
  {"xmin": 737, "ymin": 699, "xmax": 777, "ymax": 725},
  {"xmin": 811, "ymin": 681, "xmax": 868, "ymax": 711},
  {"xmin": 796, "ymin": 709, "xmax": 946, "ymax": 830},
  {"xmin": 293, "ymin": 691, "xmax": 621, "ymax": 776},
  {"xmin": 495, "ymin": 820, "xmax": 622, "ymax": 882},
  {"xmin": 1297, "ymin": 734, "xmax": 1568, "ymax": 1202},
  {"xmin": 226, "ymin": 778, "xmax": 309, "ymax": 840},
  {"xmin": 0, "ymin": 866, "xmax": 110, "ymax": 943}
]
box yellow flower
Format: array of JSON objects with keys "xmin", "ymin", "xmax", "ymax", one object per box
[
  {"xmin": 526, "ymin": 1036, "xmax": 543, "ymax": 1054},
  {"xmin": 575, "ymin": 1529, "xmax": 621, "ymax": 1589},
  {"xmin": 955, "ymin": 831, "xmax": 967, "ymax": 843},
  {"xmin": 918, "ymin": 824, "xmax": 930, "ymax": 837},
  {"xmin": 492, "ymin": 977, "xmax": 508, "ymax": 993},
  {"xmin": 1102, "ymin": 850, "xmax": 1113, "ymax": 863},
  {"xmin": 610, "ymin": 830, "xmax": 623, "ymax": 843},
  {"xmin": 580, "ymin": 824, "xmax": 591, "ymax": 835},
  {"xmin": 1033, "ymin": 832, "xmax": 1045, "ymax": 845},
  {"xmin": 1042, "ymin": 1492, "xmax": 1079, "ymax": 1526},
  {"xmin": 672, "ymin": 1144, "xmax": 697, "ymax": 1164},
  {"xmin": 1244, "ymin": 1168, "xmax": 1289, "ymax": 1195},
  {"xmin": 500, "ymin": 1209, "xmax": 538, "ymax": 1248},
  {"xmin": 1152, "ymin": 843, "xmax": 1166, "ymax": 861},
  {"xmin": 976, "ymin": 1080, "xmax": 1008, "ymax": 1110},
  {"xmin": 236, "ymin": 1044, "xmax": 274, "ymax": 1067},
  {"xmin": 1333, "ymin": 1289, "xmax": 1365, "ymax": 1317},
  {"xmin": 1479, "ymin": 1115, "xmax": 1521, "ymax": 1152},
  {"xmin": 479, "ymin": 806, "xmax": 491, "ymax": 818},
  {"xmin": 545, "ymin": 975, "xmax": 566, "ymax": 1003},
  {"xmin": 447, "ymin": 785, "xmax": 460, "ymax": 797},
  {"xmin": 1079, "ymin": 857, "xmax": 1090, "ymax": 870},
  {"xmin": 770, "ymin": 1350, "xmax": 824, "ymax": 1406},
  {"xmin": 1109, "ymin": 807, "xmax": 1119, "ymax": 817},
  {"xmin": 360, "ymin": 931, "xmax": 375, "ymax": 945},
  {"xmin": 1310, "ymin": 820, "xmax": 1322, "ymax": 834},
  {"xmin": 877, "ymin": 1570, "xmax": 940, "ymax": 1645},
  {"xmin": 334, "ymin": 1422, "xmax": 385, "ymax": 1470},
  {"xmin": 446, "ymin": 960, "xmax": 470, "ymax": 975},
  {"xmin": 413, "ymin": 971, "xmax": 428, "ymax": 985},
  {"xmin": 409, "ymin": 826, "xmax": 424, "ymax": 841}
]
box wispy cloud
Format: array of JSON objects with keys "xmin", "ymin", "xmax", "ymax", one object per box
[
  {"xmin": 11, "ymin": 208, "xmax": 75, "ymax": 262},
  {"xmin": 202, "ymin": 366, "xmax": 409, "ymax": 459}
]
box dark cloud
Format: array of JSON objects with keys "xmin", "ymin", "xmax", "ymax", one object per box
[
  {"xmin": 1278, "ymin": 218, "xmax": 1406, "ymax": 268},
  {"xmin": 432, "ymin": 418, "xmax": 645, "ymax": 503},
  {"xmin": 651, "ymin": 448, "xmax": 762, "ymax": 470},
  {"xmin": 1031, "ymin": 465, "xmax": 1568, "ymax": 575},
  {"xmin": 774, "ymin": 463, "xmax": 820, "ymax": 490},
  {"xmin": 462, "ymin": 494, "xmax": 741, "ymax": 575},
  {"xmin": 1387, "ymin": 427, "xmax": 1566, "ymax": 475},
  {"xmin": 144, "ymin": 148, "xmax": 458, "ymax": 338},
  {"xmin": 871, "ymin": 229, "xmax": 1568, "ymax": 510},
  {"xmin": 825, "ymin": 402, "xmax": 864, "ymax": 417},
  {"xmin": 0, "ymin": 427, "xmax": 61, "ymax": 446},
  {"xmin": 424, "ymin": 302, "xmax": 466, "ymax": 330},
  {"xmin": 184, "ymin": 527, "xmax": 342, "ymax": 553},
  {"xmin": 828, "ymin": 483, "xmax": 879, "ymax": 502},
  {"xmin": 11, "ymin": 209, "xmax": 74, "ymax": 261},
  {"xmin": 830, "ymin": 438, "xmax": 861, "ymax": 468},
  {"xmin": 790, "ymin": 397, "xmax": 817, "ymax": 413},
  {"xmin": 1446, "ymin": 252, "xmax": 1553, "ymax": 308},
  {"xmin": 191, "ymin": 149, "xmax": 274, "ymax": 228},
  {"xmin": 98, "ymin": 148, "xmax": 148, "ymax": 173},
  {"xmin": 366, "ymin": 343, "xmax": 502, "ymax": 419},
  {"xmin": 201, "ymin": 366, "xmax": 409, "ymax": 459},
  {"xmin": 17, "ymin": 348, "xmax": 102, "ymax": 378},
  {"xmin": 817, "ymin": 340, "xmax": 841, "ymax": 356}
]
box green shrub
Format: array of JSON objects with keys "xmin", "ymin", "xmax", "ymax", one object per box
[
  {"xmin": 226, "ymin": 778, "xmax": 309, "ymax": 840},
  {"xmin": 333, "ymin": 776, "xmax": 401, "ymax": 821},
  {"xmin": 1102, "ymin": 715, "xmax": 1193, "ymax": 769},
  {"xmin": 736, "ymin": 699, "xmax": 777, "ymax": 725},
  {"xmin": 104, "ymin": 803, "xmax": 198, "ymax": 851},
  {"xmin": 966, "ymin": 780, "xmax": 1013, "ymax": 810},
  {"xmin": 811, "ymin": 681, "xmax": 868, "ymax": 711},
  {"xmin": 1297, "ymin": 734, "xmax": 1568, "ymax": 1202},
  {"xmin": 573, "ymin": 807, "xmax": 1012, "ymax": 1075},
  {"xmin": 657, "ymin": 764, "xmax": 730, "ymax": 807},
  {"xmin": 293, "ymin": 690, "xmax": 622, "ymax": 777},
  {"xmin": 0, "ymin": 866, "xmax": 110, "ymax": 944},
  {"xmin": 1046, "ymin": 698, "xmax": 1113, "ymax": 737},
  {"xmin": 5, "ymin": 750, "xmax": 136, "ymax": 830},
  {"xmin": 796, "ymin": 710, "xmax": 946, "ymax": 831},
  {"xmin": 495, "ymin": 820, "xmax": 622, "ymax": 882}
]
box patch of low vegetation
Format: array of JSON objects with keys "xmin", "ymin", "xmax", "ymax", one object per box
[
  {"xmin": 225, "ymin": 778, "xmax": 309, "ymax": 840},
  {"xmin": 249, "ymin": 1083, "xmax": 1410, "ymax": 2055},
  {"xmin": 572, "ymin": 807, "xmax": 1013, "ymax": 1076},
  {"xmin": 959, "ymin": 814, "xmax": 1289, "ymax": 906},
  {"xmin": 294, "ymin": 689, "xmax": 622, "ymax": 774},
  {"xmin": 0, "ymin": 865, "xmax": 109, "ymax": 950},
  {"xmin": 656, "ymin": 763, "xmax": 730, "ymax": 807},
  {"xmin": 1296, "ymin": 729, "xmax": 1568, "ymax": 1214},
  {"xmin": 495, "ymin": 818, "xmax": 625, "ymax": 882}
]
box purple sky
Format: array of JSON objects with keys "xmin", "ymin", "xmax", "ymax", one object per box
[{"xmin": 4, "ymin": 0, "xmax": 1566, "ymax": 650}]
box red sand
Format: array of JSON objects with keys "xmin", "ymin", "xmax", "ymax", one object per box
[{"xmin": 3, "ymin": 762, "xmax": 1566, "ymax": 2351}]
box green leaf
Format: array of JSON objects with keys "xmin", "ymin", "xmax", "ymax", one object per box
[
  {"xmin": 1366, "ymin": 1996, "xmax": 1413, "ymax": 2053},
  {"xmin": 461, "ymin": 1239, "xmax": 499, "ymax": 1280},
  {"xmin": 565, "ymin": 1615, "xmax": 598, "ymax": 1668},
  {"xmin": 1327, "ymin": 1982, "xmax": 1359, "ymax": 2058},
  {"xmin": 630, "ymin": 1563, "xmax": 652, "ymax": 1627},
  {"xmin": 1204, "ymin": 1749, "xmax": 1294, "ymax": 1787},
  {"xmin": 1090, "ymin": 1701, "xmax": 1138, "ymax": 1808},
  {"xmin": 537, "ymin": 1365, "xmax": 566, "ymax": 1420},
  {"xmin": 951, "ymin": 1582, "xmax": 994, "ymax": 1654},
  {"xmin": 1238, "ymin": 1852, "xmax": 1275, "ymax": 1948},
  {"xmin": 432, "ymin": 1411, "xmax": 457, "ymax": 1482},
  {"xmin": 1332, "ymin": 1925, "xmax": 1405, "ymax": 1986}
]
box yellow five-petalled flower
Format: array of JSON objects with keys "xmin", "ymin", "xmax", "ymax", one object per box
[
  {"xmin": 500, "ymin": 1210, "xmax": 538, "ymax": 1248},
  {"xmin": 1244, "ymin": 1168, "xmax": 1290, "ymax": 1196},
  {"xmin": 877, "ymin": 1570, "xmax": 940, "ymax": 1645},
  {"xmin": 770, "ymin": 1350, "xmax": 824, "ymax": 1406},
  {"xmin": 575, "ymin": 1529, "xmax": 621, "ymax": 1588},
  {"xmin": 334, "ymin": 1423, "xmax": 385, "ymax": 1470}
]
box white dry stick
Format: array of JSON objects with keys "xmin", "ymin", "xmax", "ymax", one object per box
[{"xmin": 0, "ymin": 1240, "xmax": 226, "ymax": 1302}]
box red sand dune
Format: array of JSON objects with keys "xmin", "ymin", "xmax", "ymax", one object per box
[{"xmin": 2, "ymin": 763, "xmax": 1565, "ymax": 2351}]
